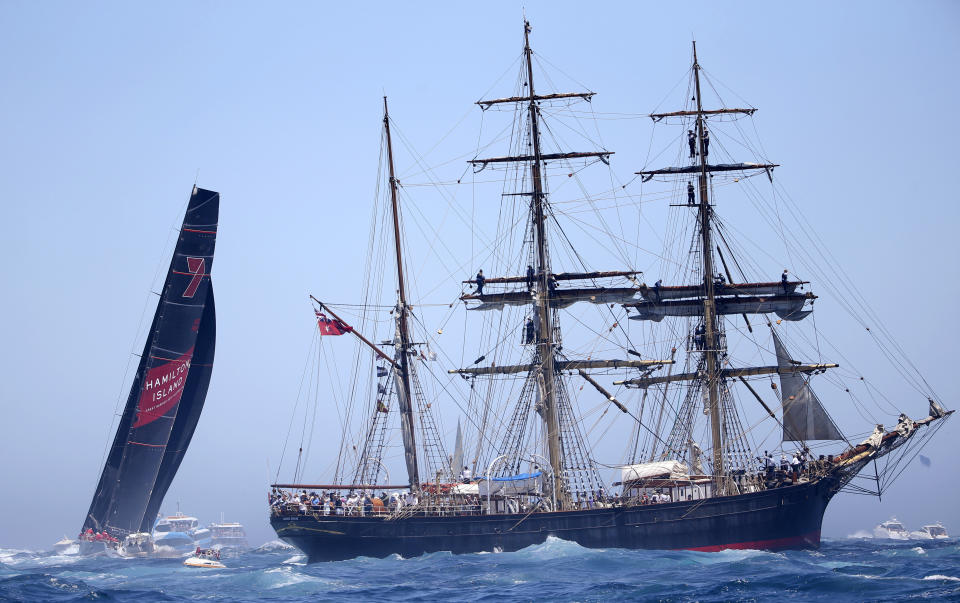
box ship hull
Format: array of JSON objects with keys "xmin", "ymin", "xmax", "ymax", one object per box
[{"xmin": 271, "ymin": 477, "xmax": 837, "ymax": 562}]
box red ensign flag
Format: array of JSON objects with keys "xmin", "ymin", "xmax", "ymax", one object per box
[{"xmin": 315, "ymin": 311, "xmax": 352, "ymax": 336}]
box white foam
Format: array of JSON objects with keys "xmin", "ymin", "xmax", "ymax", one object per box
[
  {"xmin": 254, "ymin": 540, "xmax": 295, "ymax": 552},
  {"xmin": 261, "ymin": 566, "xmax": 331, "ymax": 589},
  {"xmin": 281, "ymin": 554, "xmax": 306, "ymax": 565},
  {"xmin": 923, "ymin": 574, "xmax": 960, "ymax": 582},
  {"xmin": 912, "ymin": 546, "xmax": 927, "ymax": 555}
]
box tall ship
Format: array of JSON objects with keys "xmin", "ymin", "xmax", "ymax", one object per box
[
  {"xmin": 269, "ymin": 23, "xmax": 951, "ymax": 562},
  {"xmin": 80, "ymin": 186, "xmax": 219, "ymax": 555}
]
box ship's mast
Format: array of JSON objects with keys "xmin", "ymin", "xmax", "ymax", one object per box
[
  {"xmin": 522, "ymin": 21, "xmax": 566, "ymax": 507},
  {"xmin": 692, "ymin": 42, "xmax": 724, "ymax": 492},
  {"xmin": 383, "ymin": 96, "xmax": 420, "ymax": 492}
]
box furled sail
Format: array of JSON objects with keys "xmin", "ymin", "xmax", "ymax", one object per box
[
  {"xmin": 462, "ymin": 286, "xmax": 638, "ymax": 311},
  {"xmin": 627, "ymin": 293, "xmax": 813, "ymax": 322},
  {"xmin": 82, "ymin": 187, "xmax": 219, "ymax": 536},
  {"xmin": 638, "ymin": 280, "xmax": 805, "ymax": 301},
  {"xmin": 773, "ymin": 330, "xmax": 843, "ymax": 442}
]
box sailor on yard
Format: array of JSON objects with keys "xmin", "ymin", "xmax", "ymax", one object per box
[
  {"xmin": 687, "ymin": 181, "xmax": 695, "ymax": 205},
  {"xmin": 475, "ymin": 269, "xmax": 485, "ymax": 294},
  {"xmin": 702, "ymin": 128, "xmax": 710, "ymax": 156},
  {"xmin": 688, "ymin": 129, "xmax": 696, "ymax": 157},
  {"xmin": 526, "ymin": 264, "xmax": 535, "ymax": 291},
  {"xmin": 694, "ymin": 324, "xmax": 705, "ymax": 349}
]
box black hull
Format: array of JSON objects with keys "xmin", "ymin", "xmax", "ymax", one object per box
[{"xmin": 272, "ymin": 477, "xmax": 838, "ymax": 562}]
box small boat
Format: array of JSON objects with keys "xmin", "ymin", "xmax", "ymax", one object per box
[
  {"xmin": 183, "ymin": 547, "xmax": 225, "ymax": 568},
  {"xmin": 52, "ymin": 537, "xmax": 78, "ymax": 554},
  {"xmin": 874, "ymin": 518, "xmax": 911, "ymax": 540},
  {"xmin": 911, "ymin": 523, "xmax": 949, "ymax": 539}
]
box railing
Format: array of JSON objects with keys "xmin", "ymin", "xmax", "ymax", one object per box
[{"xmin": 269, "ymin": 464, "xmax": 839, "ymax": 520}]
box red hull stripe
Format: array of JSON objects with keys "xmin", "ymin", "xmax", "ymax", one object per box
[
  {"xmin": 182, "ymin": 228, "xmax": 217, "ymax": 234},
  {"xmin": 683, "ymin": 529, "xmax": 821, "ymax": 552}
]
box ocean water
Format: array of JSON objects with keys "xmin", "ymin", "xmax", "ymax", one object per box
[{"xmin": 1, "ymin": 538, "xmax": 958, "ymax": 602}]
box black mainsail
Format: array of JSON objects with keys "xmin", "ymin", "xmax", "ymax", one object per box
[{"xmin": 82, "ymin": 186, "xmax": 219, "ymax": 537}]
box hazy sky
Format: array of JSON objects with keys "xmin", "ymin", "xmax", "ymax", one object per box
[{"xmin": 1, "ymin": 1, "xmax": 958, "ymax": 549}]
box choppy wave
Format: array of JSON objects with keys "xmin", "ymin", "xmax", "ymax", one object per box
[{"xmin": 1, "ymin": 539, "xmax": 958, "ymax": 601}]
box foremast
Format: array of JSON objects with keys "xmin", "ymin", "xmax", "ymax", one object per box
[
  {"xmin": 630, "ymin": 42, "xmax": 810, "ymax": 492},
  {"xmin": 383, "ymin": 97, "xmax": 420, "ymax": 492}
]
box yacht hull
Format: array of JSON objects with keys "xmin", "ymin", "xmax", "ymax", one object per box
[{"xmin": 272, "ymin": 477, "xmax": 837, "ymax": 562}]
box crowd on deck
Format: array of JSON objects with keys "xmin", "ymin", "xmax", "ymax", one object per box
[
  {"xmin": 756, "ymin": 447, "xmax": 836, "ymax": 486},
  {"xmin": 269, "ymin": 448, "xmax": 847, "ymax": 518},
  {"xmin": 269, "ymin": 489, "xmax": 427, "ymax": 517}
]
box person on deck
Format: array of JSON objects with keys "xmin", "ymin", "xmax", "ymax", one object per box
[
  {"xmin": 702, "ymin": 128, "xmax": 710, "ymax": 157},
  {"xmin": 688, "ymin": 130, "xmax": 696, "ymax": 157},
  {"xmin": 687, "ymin": 181, "xmax": 695, "ymax": 205},
  {"xmin": 526, "ymin": 265, "xmax": 535, "ymax": 291},
  {"xmin": 475, "ymin": 270, "xmax": 485, "ymax": 295}
]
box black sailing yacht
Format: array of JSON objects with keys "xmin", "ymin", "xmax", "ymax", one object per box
[
  {"xmin": 269, "ymin": 24, "xmax": 951, "ymax": 562},
  {"xmin": 80, "ymin": 186, "xmax": 219, "ymax": 555}
]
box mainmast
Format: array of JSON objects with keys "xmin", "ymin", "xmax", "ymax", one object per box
[
  {"xmin": 460, "ymin": 20, "xmax": 639, "ymax": 508},
  {"xmin": 383, "ymin": 97, "xmax": 420, "ymax": 492},
  {"xmin": 692, "ymin": 42, "xmax": 724, "ymax": 492},
  {"xmin": 522, "ymin": 21, "xmax": 565, "ymax": 506}
]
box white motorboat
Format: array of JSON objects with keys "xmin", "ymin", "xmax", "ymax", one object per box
[
  {"xmin": 910, "ymin": 523, "xmax": 949, "ymax": 539},
  {"xmin": 874, "ymin": 518, "xmax": 911, "ymax": 539},
  {"xmin": 52, "ymin": 537, "xmax": 78, "ymax": 554},
  {"xmin": 183, "ymin": 547, "xmax": 225, "ymax": 569}
]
